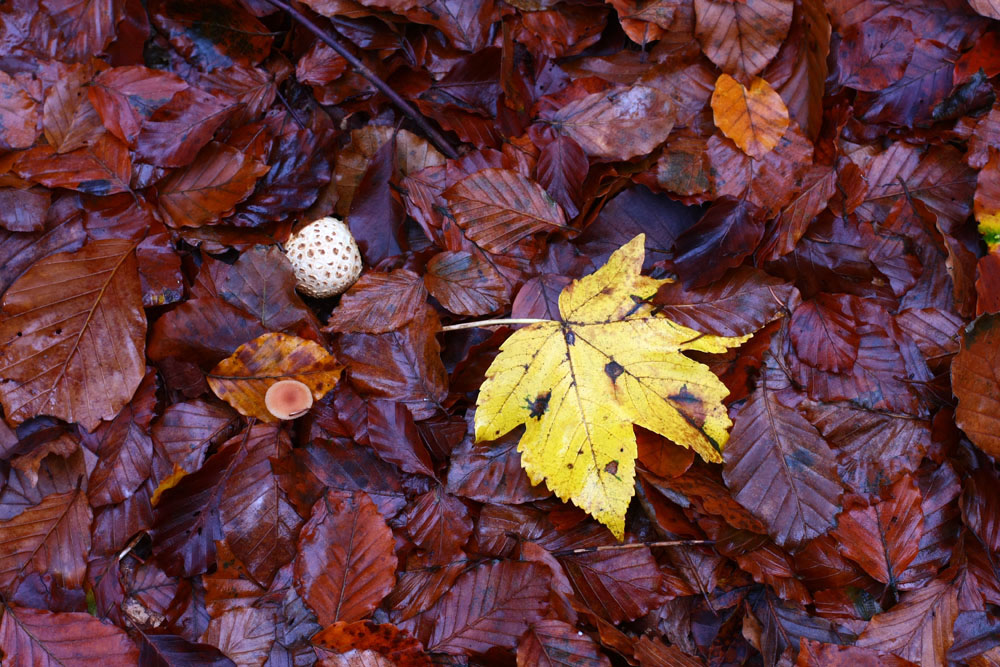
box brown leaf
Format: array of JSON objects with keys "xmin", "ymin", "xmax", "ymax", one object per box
[
  {"xmin": 953, "ymin": 314, "xmax": 1000, "ymax": 457},
  {"xmin": 157, "ymin": 141, "xmax": 269, "ymax": 228},
  {"xmin": 535, "ymin": 134, "xmax": 588, "ymax": 218},
  {"xmin": 294, "ymin": 491, "xmax": 397, "ymax": 625},
  {"xmin": 517, "ymin": 618, "xmax": 611, "ymax": 667},
  {"xmin": 757, "ymin": 164, "xmax": 839, "ymax": 262},
  {"xmin": 724, "ymin": 336, "xmax": 842, "ymax": 547},
  {"xmin": 789, "ymin": 295, "xmax": 859, "ymax": 373},
  {"xmin": 836, "ymin": 16, "xmax": 916, "ymax": 92},
  {"xmin": 831, "ymin": 475, "xmax": 923, "ymax": 587},
  {"xmin": 653, "ymin": 266, "xmax": 795, "ymax": 338},
  {"xmin": 312, "ymin": 621, "xmax": 432, "ymax": 667},
  {"xmin": 0, "ymin": 187, "xmax": 50, "ymax": 233},
  {"xmin": 207, "ymin": 332, "xmax": 341, "ymax": 423},
  {"xmin": 711, "ymin": 74, "xmax": 789, "ymax": 160},
  {"xmin": 325, "ymin": 270, "xmax": 430, "ymax": 334},
  {"xmin": 219, "ymin": 424, "xmax": 302, "ymax": 586},
  {"xmin": 200, "ymin": 605, "xmax": 277, "ymax": 667},
  {"xmin": 557, "ymin": 545, "xmax": 664, "ymax": 624},
  {"xmin": 694, "ymin": 0, "xmax": 793, "ymax": 81},
  {"xmin": 426, "ymin": 560, "xmax": 551, "ymax": 655},
  {"xmin": 0, "ymin": 71, "xmax": 40, "ymax": 150},
  {"xmin": 405, "ymin": 487, "xmax": 472, "ymax": 565},
  {"xmin": 152, "ymin": 399, "xmax": 241, "ymax": 473},
  {"xmin": 40, "ymin": 60, "xmax": 104, "ymax": 153},
  {"xmin": 856, "ymin": 573, "xmax": 958, "ymax": 665},
  {"xmin": 0, "ymin": 239, "xmax": 146, "ymax": 431},
  {"xmin": 88, "ymin": 65, "xmax": 189, "ymax": 145},
  {"xmin": 0, "ymin": 488, "xmax": 91, "ymax": 594},
  {"xmin": 15, "ymin": 133, "xmax": 132, "ymax": 196},
  {"xmin": 444, "ymin": 167, "xmax": 570, "ymax": 254},
  {"xmin": 0, "ymin": 605, "xmax": 139, "ymax": 664},
  {"xmin": 537, "ymin": 84, "xmax": 675, "ymax": 161},
  {"xmin": 445, "ymin": 430, "xmax": 551, "ymax": 505},
  {"xmin": 424, "ymin": 250, "xmax": 508, "ymax": 316},
  {"xmin": 41, "ymin": 0, "xmax": 124, "ymax": 60},
  {"xmin": 134, "ymin": 87, "xmax": 237, "ymax": 167}
]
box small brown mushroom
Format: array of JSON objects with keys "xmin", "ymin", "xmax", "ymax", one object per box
[{"xmin": 264, "ymin": 380, "xmax": 314, "ymax": 420}]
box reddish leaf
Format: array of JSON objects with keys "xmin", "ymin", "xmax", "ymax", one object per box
[
  {"xmin": 757, "ymin": 164, "xmax": 838, "ymax": 262},
  {"xmin": 517, "ymin": 619, "xmax": 610, "ymax": 667},
  {"xmin": 694, "ymin": 0, "xmax": 794, "ymax": 81},
  {"xmin": 156, "ymin": 141, "xmax": 269, "ymax": 228},
  {"xmin": 0, "ymin": 71, "xmax": 40, "ymax": 150},
  {"xmin": 294, "ymin": 491, "xmax": 397, "ymax": 625},
  {"xmin": 84, "ymin": 370, "xmax": 157, "ymax": 507},
  {"xmin": 854, "ymin": 39, "xmax": 956, "ymax": 127},
  {"xmin": 535, "ymin": 135, "xmax": 588, "ymax": 218},
  {"xmin": 88, "ymin": 65, "xmax": 189, "ymax": 145},
  {"xmin": 151, "ymin": 0, "xmax": 273, "ymax": 69},
  {"xmin": 724, "ymin": 337, "xmax": 842, "ymax": 548},
  {"xmin": 653, "ymin": 266, "xmax": 795, "ymax": 338},
  {"xmin": 325, "ymin": 270, "xmax": 430, "ymax": 335},
  {"xmin": 0, "ymin": 604, "xmax": 139, "ymax": 664},
  {"xmin": 557, "ymin": 545, "xmax": 663, "ymax": 624},
  {"xmin": 405, "ymin": 487, "xmax": 472, "ymax": 564},
  {"xmin": 855, "ymin": 573, "xmax": 959, "ymax": 665},
  {"xmin": 831, "ymin": 475, "xmax": 923, "ymax": 587},
  {"xmin": 426, "ymin": 560, "xmax": 551, "ymax": 655},
  {"xmin": 40, "ymin": 60, "xmax": 104, "ymax": 153},
  {"xmin": 789, "ymin": 295, "xmax": 859, "ymax": 373},
  {"xmin": 444, "ymin": 168, "xmax": 570, "ymax": 255},
  {"xmin": 836, "ymin": 16, "xmax": 916, "ymax": 92},
  {"xmin": 0, "ymin": 488, "xmax": 91, "ymax": 594},
  {"xmin": 200, "ymin": 605, "xmax": 276, "ymax": 667},
  {"xmin": 219, "ymin": 424, "xmax": 302, "ymax": 586},
  {"xmin": 0, "ymin": 187, "xmax": 50, "ymax": 233},
  {"xmin": 134, "ymin": 87, "xmax": 237, "ymax": 167},
  {"xmin": 670, "ymin": 199, "xmax": 762, "ymax": 290},
  {"xmin": 424, "ymin": 249, "xmax": 508, "ymax": 316},
  {"xmin": 953, "ymin": 314, "xmax": 1000, "ymax": 457},
  {"xmin": 537, "ymin": 85, "xmax": 675, "ymax": 161},
  {"xmin": 15, "ymin": 133, "xmax": 132, "ymax": 196},
  {"xmin": 138, "ymin": 633, "xmax": 236, "ymax": 667},
  {"xmin": 41, "ymin": 0, "xmax": 124, "ymax": 59},
  {"xmin": 335, "ymin": 309, "xmax": 448, "ymax": 420},
  {"xmin": 312, "ymin": 621, "xmax": 432, "ymax": 667},
  {"xmin": 446, "ymin": 430, "xmax": 551, "ymax": 505},
  {"xmin": 0, "ymin": 239, "xmax": 146, "ymax": 431}
]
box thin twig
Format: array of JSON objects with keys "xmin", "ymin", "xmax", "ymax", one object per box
[
  {"xmin": 440, "ymin": 318, "xmax": 551, "ymax": 332},
  {"xmin": 267, "ymin": 0, "xmax": 459, "ymax": 159},
  {"xmin": 552, "ymin": 540, "xmax": 712, "ymax": 557}
]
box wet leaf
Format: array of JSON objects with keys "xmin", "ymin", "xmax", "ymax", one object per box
[
  {"xmin": 207, "ymin": 332, "xmax": 341, "ymax": 423},
  {"xmin": 0, "ymin": 605, "xmax": 139, "ymax": 664},
  {"xmin": 953, "ymin": 314, "xmax": 1000, "ymax": 457},
  {"xmin": 694, "ymin": 0, "xmax": 794, "ymax": 81},
  {"xmin": 0, "ymin": 239, "xmax": 145, "ymax": 431},
  {"xmin": 711, "ymin": 74, "xmax": 789, "ymax": 160},
  {"xmin": 294, "ymin": 491, "xmax": 397, "ymax": 625},
  {"xmin": 476, "ymin": 235, "xmax": 751, "ymax": 537},
  {"xmin": 517, "ymin": 618, "xmax": 610, "ymax": 667}
]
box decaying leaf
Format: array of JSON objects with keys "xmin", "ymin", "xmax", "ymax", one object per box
[
  {"xmin": 476, "ymin": 235, "xmax": 752, "ymax": 537},
  {"xmin": 711, "ymin": 74, "xmax": 790, "ymax": 160},
  {"xmin": 207, "ymin": 332, "xmax": 341, "ymax": 423}
]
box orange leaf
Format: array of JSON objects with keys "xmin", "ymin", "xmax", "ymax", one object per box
[
  {"xmin": 711, "ymin": 73, "xmax": 789, "ymax": 160},
  {"xmin": 953, "ymin": 314, "xmax": 1000, "ymax": 458},
  {"xmin": 207, "ymin": 332, "xmax": 341, "ymax": 423}
]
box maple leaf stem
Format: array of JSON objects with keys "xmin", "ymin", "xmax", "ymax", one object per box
[
  {"xmin": 551, "ymin": 540, "xmax": 712, "ymax": 557},
  {"xmin": 440, "ymin": 318, "xmax": 551, "ymax": 331},
  {"xmin": 266, "ymin": 0, "xmax": 459, "ymax": 159}
]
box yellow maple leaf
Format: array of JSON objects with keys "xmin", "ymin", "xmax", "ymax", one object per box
[{"xmin": 475, "ymin": 234, "xmax": 751, "ymax": 538}]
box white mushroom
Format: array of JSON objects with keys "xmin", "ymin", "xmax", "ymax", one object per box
[
  {"xmin": 284, "ymin": 216, "xmax": 363, "ymax": 297},
  {"xmin": 264, "ymin": 380, "xmax": 314, "ymax": 420}
]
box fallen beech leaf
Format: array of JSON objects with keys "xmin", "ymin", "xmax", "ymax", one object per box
[
  {"xmin": 207, "ymin": 332, "xmax": 341, "ymax": 423},
  {"xmin": 0, "ymin": 71, "xmax": 40, "ymax": 150},
  {"xmin": 537, "ymin": 84, "xmax": 676, "ymax": 161},
  {"xmin": 476, "ymin": 235, "xmax": 751, "ymax": 538},
  {"xmin": 312, "ymin": 621, "xmax": 432, "ymax": 667},
  {"xmin": 712, "ymin": 74, "xmax": 789, "ymax": 161},
  {"xmin": 952, "ymin": 314, "xmax": 1000, "ymax": 457},
  {"xmin": 294, "ymin": 491, "xmax": 398, "ymax": 625},
  {"xmin": 0, "ymin": 239, "xmax": 146, "ymax": 431},
  {"xmin": 517, "ymin": 619, "xmax": 610, "ymax": 667},
  {"xmin": 0, "ymin": 605, "xmax": 139, "ymax": 664},
  {"xmin": 969, "ymin": 0, "xmax": 1000, "ymax": 20},
  {"xmin": 694, "ymin": 0, "xmax": 793, "ymax": 81}
]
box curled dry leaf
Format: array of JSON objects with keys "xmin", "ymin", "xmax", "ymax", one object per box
[
  {"xmin": 207, "ymin": 332, "xmax": 341, "ymax": 423},
  {"xmin": 711, "ymin": 74, "xmax": 790, "ymax": 160}
]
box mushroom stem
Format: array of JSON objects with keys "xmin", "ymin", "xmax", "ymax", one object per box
[{"xmin": 440, "ymin": 318, "xmax": 551, "ymax": 332}]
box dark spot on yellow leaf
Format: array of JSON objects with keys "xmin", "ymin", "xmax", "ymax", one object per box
[
  {"xmin": 563, "ymin": 327, "xmax": 575, "ymax": 345},
  {"xmin": 605, "ymin": 460, "xmax": 618, "ymax": 475},
  {"xmin": 525, "ymin": 391, "xmax": 551, "ymax": 419},
  {"xmin": 605, "ymin": 360, "xmax": 624, "ymax": 382}
]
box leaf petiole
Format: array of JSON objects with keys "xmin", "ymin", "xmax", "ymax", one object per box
[{"xmin": 440, "ymin": 318, "xmax": 551, "ymax": 332}]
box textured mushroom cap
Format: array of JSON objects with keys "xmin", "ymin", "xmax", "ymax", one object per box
[
  {"xmin": 284, "ymin": 217, "xmax": 363, "ymax": 297},
  {"xmin": 264, "ymin": 380, "xmax": 314, "ymax": 420}
]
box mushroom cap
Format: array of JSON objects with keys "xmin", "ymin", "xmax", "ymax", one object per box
[
  {"xmin": 264, "ymin": 380, "xmax": 314, "ymax": 420},
  {"xmin": 284, "ymin": 216, "xmax": 363, "ymax": 297}
]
